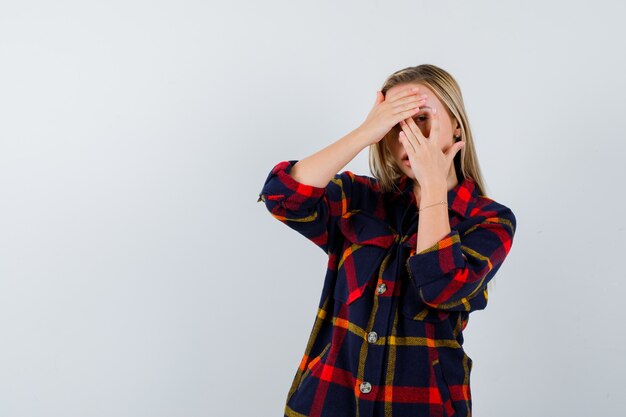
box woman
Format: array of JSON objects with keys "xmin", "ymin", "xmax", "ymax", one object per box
[{"xmin": 258, "ymin": 64, "xmax": 516, "ymax": 417}]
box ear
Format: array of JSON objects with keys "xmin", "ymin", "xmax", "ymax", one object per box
[{"xmin": 452, "ymin": 118, "xmax": 462, "ymax": 139}]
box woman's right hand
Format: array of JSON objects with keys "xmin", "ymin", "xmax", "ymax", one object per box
[{"xmin": 358, "ymin": 86, "xmax": 428, "ymax": 146}]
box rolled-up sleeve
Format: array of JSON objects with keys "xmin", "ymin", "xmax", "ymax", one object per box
[
  {"xmin": 257, "ymin": 160, "xmax": 354, "ymax": 254},
  {"xmin": 405, "ymin": 206, "xmax": 516, "ymax": 312}
]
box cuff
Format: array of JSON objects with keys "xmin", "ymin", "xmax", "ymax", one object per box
[
  {"xmin": 258, "ymin": 160, "xmax": 326, "ymax": 210},
  {"xmin": 406, "ymin": 229, "xmax": 466, "ymax": 287}
]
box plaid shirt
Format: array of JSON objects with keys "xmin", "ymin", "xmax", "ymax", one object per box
[{"xmin": 258, "ymin": 160, "xmax": 516, "ymax": 417}]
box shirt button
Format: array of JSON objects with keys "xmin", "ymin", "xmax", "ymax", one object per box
[
  {"xmin": 367, "ymin": 331, "xmax": 378, "ymax": 343},
  {"xmin": 376, "ymin": 283, "xmax": 387, "ymax": 294},
  {"xmin": 359, "ymin": 381, "xmax": 372, "ymax": 393}
]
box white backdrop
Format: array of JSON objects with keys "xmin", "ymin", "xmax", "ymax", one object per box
[{"xmin": 1, "ymin": 1, "xmax": 625, "ymax": 416}]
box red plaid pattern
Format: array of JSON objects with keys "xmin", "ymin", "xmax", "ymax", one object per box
[{"xmin": 258, "ymin": 160, "xmax": 517, "ymax": 417}]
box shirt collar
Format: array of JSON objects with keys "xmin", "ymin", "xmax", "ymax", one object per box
[{"xmin": 395, "ymin": 173, "xmax": 478, "ymax": 218}]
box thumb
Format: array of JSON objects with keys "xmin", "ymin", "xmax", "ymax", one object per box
[
  {"xmin": 375, "ymin": 90, "xmax": 384, "ymax": 105},
  {"xmin": 447, "ymin": 140, "xmax": 465, "ymax": 162}
]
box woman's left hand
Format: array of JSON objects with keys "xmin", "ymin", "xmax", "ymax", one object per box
[{"xmin": 398, "ymin": 107, "xmax": 465, "ymax": 188}]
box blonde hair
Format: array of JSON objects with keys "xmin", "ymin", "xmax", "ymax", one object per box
[
  {"xmin": 370, "ymin": 64, "xmax": 488, "ymax": 197},
  {"xmin": 369, "ymin": 64, "xmax": 497, "ymax": 293}
]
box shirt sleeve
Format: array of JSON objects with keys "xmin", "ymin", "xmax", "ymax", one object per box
[
  {"xmin": 257, "ymin": 159, "xmax": 355, "ymax": 254},
  {"xmin": 405, "ymin": 204, "xmax": 516, "ymax": 312}
]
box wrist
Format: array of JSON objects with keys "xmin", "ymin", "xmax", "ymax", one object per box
[
  {"xmin": 351, "ymin": 126, "xmax": 377, "ymax": 148},
  {"xmin": 420, "ymin": 183, "xmax": 448, "ymax": 207},
  {"xmin": 420, "ymin": 180, "xmax": 447, "ymax": 196}
]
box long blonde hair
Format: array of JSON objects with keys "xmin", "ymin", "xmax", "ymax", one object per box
[
  {"xmin": 370, "ymin": 64, "xmax": 488, "ymax": 197},
  {"xmin": 370, "ymin": 64, "xmax": 498, "ymax": 294}
]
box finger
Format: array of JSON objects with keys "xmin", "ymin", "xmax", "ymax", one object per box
[
  {"xmin": 391, "ymin": 96, "xmax": 427, "ymax": 115},
  {"xmin": 403, "ymin": 116, "xmax": 426, "ymax": 146},
  {"xmin": 399, "ymin": 131, "xmax": 417, "ymax": 155},
  {"xmin": 396, "ymin": 105, "xmax": 422, "ymax": 122},
  {"xmin": 399, "ymin": 120, "xmax": 420, "ymax": 149},
  {"xmin": 429, "ymin": 107, "xmax": 441, "ymax": 141},
  {"xmin": 399, "ymin": 119, "xmax": 422, "ymax": 149},
  {"xmin": 385, "ymin": 85, "xmax": 421, "ymax": 103},
  {"xmin": 391, "ymin": 93, "xmax": 427, "ymax": 109}
]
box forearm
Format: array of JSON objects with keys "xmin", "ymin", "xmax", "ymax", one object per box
[
  {"xmin": 415, "ymin": 183, "xmax": 450, "ymax": 253},
  {"xmin": 289, "ymin": 127, "xmax": 373, "ymax": 188}
]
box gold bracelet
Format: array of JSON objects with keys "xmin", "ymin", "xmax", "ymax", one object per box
[{"xmin": 418, "ymin": 201, "xmax": 448, "ymax": 212}]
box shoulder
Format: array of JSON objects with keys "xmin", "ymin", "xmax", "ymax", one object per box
[{"xmin": 472, "ymin": 193, "xmax": 517, "ymax": 233}]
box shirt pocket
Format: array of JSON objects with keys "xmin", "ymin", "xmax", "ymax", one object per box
[
  {"xmin": 333, "ymin": 210, "xmax": 395, "ymax": 305},
  {"xmin": 432, "ymin": 358, "xmax": 456, "ymax": 417}
]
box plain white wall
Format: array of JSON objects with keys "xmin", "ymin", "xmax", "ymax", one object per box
[{"xmin": 1, "ymin": 1, "xmax": 625, "ymax": 416}]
